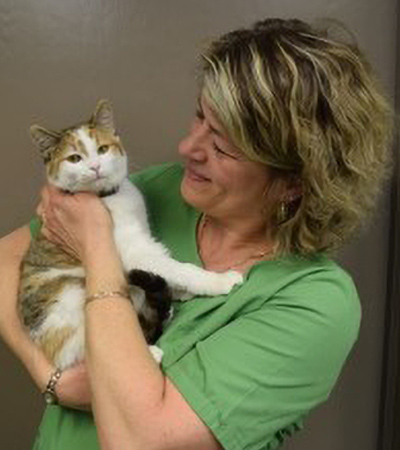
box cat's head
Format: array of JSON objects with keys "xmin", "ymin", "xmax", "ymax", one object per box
[{"xmin": 30, "ymin": 100, "xmax": 128, "ymax": 194}]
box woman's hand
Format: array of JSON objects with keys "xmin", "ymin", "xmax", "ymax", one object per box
[
  {"xmin": 57, "ymin": 363, "xmax": 92, "ymax": 411},
  {"xmin": 37, "ymin": 185, "xmax": 113, "ymax": 264}
]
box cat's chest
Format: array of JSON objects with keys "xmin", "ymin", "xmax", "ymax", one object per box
[{"xmin": 102, "ymin": 180, "xmax": 148, "ymax": 227}]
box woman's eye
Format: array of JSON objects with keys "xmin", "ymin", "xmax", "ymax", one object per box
[
  {"xmin": 213, "ymin": 142, "xmax": 225, "ymax": 156},
  {"xmin": 213, "ymin": 142, "xmax": 240, "ymax": 160},
  {"xmin": 66, "ymin": 154, "xmax": 82, "ymax": 163},
  {"xmin": 98, "ymin": 145, "xmax": 109, "ymax": 155},
  {"xmin": 213, "ymin": 142, "xmax": 235, "ymax": 158}
]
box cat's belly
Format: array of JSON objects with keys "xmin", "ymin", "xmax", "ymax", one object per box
[
  {"xmin": 19, "ymin": 265, "xmax": 87, "ymax": 369},
  {"xmin": 33, "ymin": 282, "xmax": 87, "ymax": 369}
]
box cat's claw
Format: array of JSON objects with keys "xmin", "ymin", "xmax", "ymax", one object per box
[
  {"xmin": 213, "ymin": 270, "xmax": 244, "ymax": 295},
  {"xmin": 149, "ymin": 345, "xmax": 164, "ymax": 363},
  {"xmin": 173, "ymin": 270, "xmax": 243, "ymax": 300},
  {"xmin": 172, "ymin": 289, "xmax": 194, "ymax": 301}
]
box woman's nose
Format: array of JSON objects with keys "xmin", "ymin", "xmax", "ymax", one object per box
[{"xmin": 178, "ymin": 120, "xmax": 209, "ymax": 160}]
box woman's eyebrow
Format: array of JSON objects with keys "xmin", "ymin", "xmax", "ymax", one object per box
[
  {"xmin": 208, "ymin": 123, "xmax": 223, "ymax": 137},
  {"xmin": 197, "ymin": 98, "xmax": 225, "ymax": 137}
]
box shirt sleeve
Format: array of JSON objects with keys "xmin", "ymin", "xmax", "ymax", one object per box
[
  {"xmin": 29, "ymin": 215, "xmax": 41, "ymax": 238},
  {"xmin": 164, "ymin": 269, "xmax": 361, "ymax": 450}
]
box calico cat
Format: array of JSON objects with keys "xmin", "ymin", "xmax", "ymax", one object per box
[{"xmin": 19, "ymin": 100, "xmax": 243, "ymax": 370}]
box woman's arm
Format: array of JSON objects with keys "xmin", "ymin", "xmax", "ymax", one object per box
[
  {"xmin": 84, "ymin": 233, "xmax": 221, "ymax": 450},
  {"xmin": 0, "ymin": 226, "xmax": 53, "ymax": 391},
  {"xmin": 0, "ymin": 225, "xmax": 92, "ymax": 411},
  {"xmin": 40, "ymin": 185, "xmax": 222, "ymax": 449}
]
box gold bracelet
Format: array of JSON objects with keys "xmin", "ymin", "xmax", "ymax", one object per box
[{"xmin": 85, "ymin": 289, "xmax": 131, "ymax": 306}]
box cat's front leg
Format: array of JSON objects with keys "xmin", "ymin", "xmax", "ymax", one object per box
[
  {"xmin": 135, "ymin": 251, "xmax": 243, "ymax": 298},
  {"xmin": 114, "ymin": 229, "xmax": 242, "ymax": 297},
  {"xmin": 102, "ymin": 180, "xmax": 156, "ymax": 271},
  {"xmin": 103, "ymin": 180, "xmax": 243, "ymax": 297}
]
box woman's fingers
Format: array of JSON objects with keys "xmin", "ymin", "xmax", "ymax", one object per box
[
  {"xmin": 46, "ymin": 184, "xmax": 68, "ymax": 206},
  {"xmin": 36, "ymin": 185, "xmax": 55, "ymax": 218},
  {"xmin": 34, "ymin": 183, "xmax": 113, "ymax": 262},
  {"xmin": 35, "ymin": 204, "xmax": 43, "ymax": 217}
]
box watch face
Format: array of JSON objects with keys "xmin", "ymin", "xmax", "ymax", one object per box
[{"xmin": 44, "ymin": 391, "xmax": 57, "ymax": 405}]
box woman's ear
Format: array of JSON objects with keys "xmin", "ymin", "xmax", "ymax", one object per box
[{"xmin": 284, "ymin": 176, "xmax": 303, "ymax": 202}]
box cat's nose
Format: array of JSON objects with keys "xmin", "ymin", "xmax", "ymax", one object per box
[{"xmin": 90, "ymin": 163, "xmax": 101, "ymax": 174}]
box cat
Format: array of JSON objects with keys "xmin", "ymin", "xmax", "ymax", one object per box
[{"xmin": 18, "ymin": 99, "xmax": 243, "ymax": 370}]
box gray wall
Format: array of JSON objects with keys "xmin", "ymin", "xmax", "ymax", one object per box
[{"xmin": 0, "ymin": 1, "xmax": 397, "ymax": 449}]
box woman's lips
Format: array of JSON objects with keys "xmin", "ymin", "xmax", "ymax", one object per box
[{"xmin": 185, "ymin": 166, "xmax": 210, "ymax": 182}]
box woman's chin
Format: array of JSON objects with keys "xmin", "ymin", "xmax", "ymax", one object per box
[{"xmin": 180, "ymin": 177, "xmax": 210, "ymax": 210}]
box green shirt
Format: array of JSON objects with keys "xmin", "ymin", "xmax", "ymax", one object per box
[{"xmin": 31, "ymin": 163, "xmax": 361, "ymax": 450}]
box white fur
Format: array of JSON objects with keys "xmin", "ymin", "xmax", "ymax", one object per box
[
  {"xmin": 104, "ymin": 179, "xmax": 243, "ymax": 295},
  {"xmin": 49, "ymin": 128, "xmax": 128, "ymax": 193},
  {"xmin": 32, "ymin": 279, "xmax": 147, "ymax": 370},
  {"xmin": 33, "ymin": 128, "xmax": 243, "ymax": 369},
  {"xmin": 51, "ymin": 128, "xmax": 243, "ymax": 294},
  {"xmin": 31, "ymin": 283, "xmax": 86, "ymax": 369}
]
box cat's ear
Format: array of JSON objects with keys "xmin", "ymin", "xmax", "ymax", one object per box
[
  {"xmin": 30, "ymin": 125, "xmax": 61, "ymax": 162},
  {"xmin": 92, "ymin": 99, "xmax": 115, "ymax": 131}
]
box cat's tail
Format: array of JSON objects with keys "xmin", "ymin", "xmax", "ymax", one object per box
[{"xmin": 128, "ymin": 269, "xmax": 173, "ymax": 344}]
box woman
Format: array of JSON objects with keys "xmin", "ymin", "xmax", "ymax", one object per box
[{"xmin": 0, "ymin": 18, "xmax": 393, "ymax": 450}]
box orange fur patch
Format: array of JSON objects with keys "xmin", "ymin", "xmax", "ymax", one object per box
[
  {"xmin": 46, "ymin": 126, "xmax": 125, "ymax": 178},
  {"xmin": 39, "ymin": 326, "xmax": 75, "ymax": 363},
  {"xmin": 84, "ymin": 125, "xmax": 125, "ymax": 156}
]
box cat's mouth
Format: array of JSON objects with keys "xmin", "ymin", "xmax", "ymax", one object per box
[
  {"xmin": 71, "ymin": 175, "xmax": 109, "ymax": 192},
  {"xmin": 86, "ymin": 174, "xmax": 107, "ymax": 184}
]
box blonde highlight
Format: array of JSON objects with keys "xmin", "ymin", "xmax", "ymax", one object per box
[{"xmin": 199, "ymin": 18, "xmax": 394, "ymax": 257}]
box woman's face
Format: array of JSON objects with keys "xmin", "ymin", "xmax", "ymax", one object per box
[{"xmin": 178, "ymin": 97, "xmax": 272, "ymax": 223}]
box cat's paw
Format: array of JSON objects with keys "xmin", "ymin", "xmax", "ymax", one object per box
[
  {"xmin": 194, "ymin": 270, "xmax": 243, "ymax": 296},
  {"xmin": 149, "ymin": 345, "xmax": 164, "ymax": 363},
  {"xmin": 171, "ymin": 270, "xmax": 243, "ymax": 300},
  {"xmin": 214, "ymin": 270, "xmax": 244, "ymax": 294},
  {"xmin": 171, "ymin": 288, "xmax": 195, "ymax": 301}
]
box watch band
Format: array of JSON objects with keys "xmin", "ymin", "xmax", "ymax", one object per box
[{"xmin": 43, "ymin": 368, "xmax": 62, "ymax": 405}]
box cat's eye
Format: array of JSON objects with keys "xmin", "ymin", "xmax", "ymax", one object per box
[
  {"xmin": 98, "ymin": 145, "xmax": 109, "ymax": 155},
  {"xmin": 66, "ymin": 154, "xmax": 82, "ymax": 163}
]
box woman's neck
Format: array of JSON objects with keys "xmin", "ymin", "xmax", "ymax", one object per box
[{"xmin": 197, "ymin": 214, "xmax": 276, "ymax": 273}]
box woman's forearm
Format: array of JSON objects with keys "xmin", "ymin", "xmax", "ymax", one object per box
[
  {"xmin": 7, "ymin": 323, "xmax": 92, "ymax": 411},
  {"xmin": 5, "ymin": 322, "xmax": 54, "ymax": 391},
  {"xmin": 0, "ymin": 226, "xmax": 92, "ymax": 411},
  {"xmin": 84, "ymin": 237, "xmax": 167, "ymax": 449},
  {"xmin": 0, "ymin": 226, "xmax": 53, "ymax": 392}
]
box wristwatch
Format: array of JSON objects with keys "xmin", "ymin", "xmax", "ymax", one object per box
[{"xmin": 42, "ymin": 368, "xmax": 62, "ymax": 405}]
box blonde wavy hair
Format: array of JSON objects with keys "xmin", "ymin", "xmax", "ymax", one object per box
[{"xmin": 199, "ymin": 18, "xmax": 394, "ymax": 256}]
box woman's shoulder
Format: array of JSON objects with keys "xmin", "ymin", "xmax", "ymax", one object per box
[
  {"xmin": 250, "ymin": 253, "xmax": 357, "ymax": 293},
  {"xmin": 246, "ymin": 253, "xmax": 361, "ymax": 332}
]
